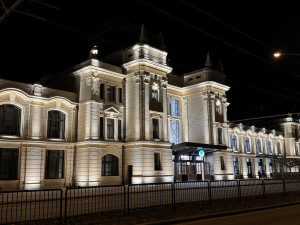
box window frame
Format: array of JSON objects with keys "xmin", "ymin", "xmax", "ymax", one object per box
[
  {"xmin": 232, "ymin": 135, "xmax": 237, "ymax": 152},
  {"xmin": 256, "ymin": 138, "xmax": 262, "ymax": 154},
  {"xmin": 102, "ymin": 154, "xmax": 119, "ymax": 176},
  {"xmin": 45, "ymin": 150, "xmax": 65, "ymax": 179},
  {"xmin": 152, "ymin": 118, "xmax": 160, "ymax": 140},
  {"xmin": 154, "ymin": 152, "xmax": 162, "ymax": 170},
  {"xmin": 107, "ymin": 118, "xmax": 115, "ymax": 140},
  {"xmin": 0, "ymin": 148, "xmax": 19, "ymax": 180},
  {"xmin": 244, "ymin": 136, "xmax": 250, "ymax": 153},
  {"xmin": 47, "ymin": 110, "xmax": 66, "ymax": 140},
  {"xmin": 0, "ymin": 104, "xmax": 21, "ymax": 136}
]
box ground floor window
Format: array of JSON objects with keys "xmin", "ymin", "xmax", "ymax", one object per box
[
  {"xmin": 233, "ymin": 157, "xmax": 239, "ymax": 174},
  {"xmin": 45, "ymin": 150, "xmax": 64, "ymax": 179},
  {"xmin": 269, "ymin": 159, "xmax": 273, "ymax": 177},
  {"xmin": 0, "ymin": 148, "xmax": 19, "ymax": 180},
  {"xmin": 102, "ymin": 154, "xmax": 118, "ymax": 176},
  {"xmin": 246, "ymin": 158, "xmax": 252, "ymax": 178},
  {"xmin": 220, "ymin": 156, "xmax": 226, "ymax": 170},
  {"xmin": 154, "ymin": 152, "xmax": 162, "ymax": 170}
]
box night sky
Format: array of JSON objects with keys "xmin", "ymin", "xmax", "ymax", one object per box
[{"xmin": 1, "ymin": 0, "xmax": 300, "ymax": 122}]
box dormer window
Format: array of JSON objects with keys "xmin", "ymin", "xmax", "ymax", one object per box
[{"xmin": 152, "ymin": 82, "xmax": 159, "ymax": 102}]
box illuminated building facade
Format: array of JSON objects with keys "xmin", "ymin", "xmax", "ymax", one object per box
[{"xmin": 0, "ymin": 26, "xmax": 299, "ymax": 190}]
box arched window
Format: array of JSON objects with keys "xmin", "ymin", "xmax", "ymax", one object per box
[
  {"xmin": 244, "ymin": 136, "xmax": 250, "ymax": 153},
  {"xmin": 47, "ymin": 110, "xmax": 65, "ymax": 139},
  {"xmin": 277, "ymin": 142, "xmax": 281, "ymax": 155},
  {"xmin": 102, "ymin": 154, "xmax": 118, "ymax": 176},
  {"xmin": 256, "ymin": 138, "xmax": 262, "ymax": 154},
  {"xmin": 0, "ymin": 104, "xmax": 21, "ymax": 136},
  {"xmin": 267, "ymin": 140, "xmax": 272, "ymax": 154},
  {"xmin": 232, "ymin": 135, "xmax": 237, "ymax": 151}
]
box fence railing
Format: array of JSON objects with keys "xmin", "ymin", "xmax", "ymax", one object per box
[{"xmin": 1, "ymin": 179, "xmax": 300, "ymax": 224}]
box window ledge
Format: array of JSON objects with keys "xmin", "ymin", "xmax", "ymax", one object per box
[
  {"xmin": 47, "ymin": 138, "xmax": 66, "ymax": 142},
  {"xmin": 0, "ymin": 135, "xmax": 21, "ymax": 139}
]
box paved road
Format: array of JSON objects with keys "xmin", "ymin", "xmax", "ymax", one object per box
[{"xmin": 181, "ymin": 204, "xmax": 300, "ymax": 225}]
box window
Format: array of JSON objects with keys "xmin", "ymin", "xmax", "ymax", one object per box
[
  {"xmin": 233, "ymin": 157, "xmax": 239, "ymax": 174},
  {"xmin": 102, "ymin": 154, "xmax": 118, "ymax": 176},
  {"xmin": 258, "ymin": 158, "xmax": 264, "ymax": 173},
  {"xmin": 152, "ymin": 89, "xmax": 159, "ymax": 102},
  {"xmin": 45, "ymin": 150, "xmax": 64, "ymax": 179},
  {"xmin": 215, "ymin": 100, "xmax": 221, "ymax": 115},
  {"xmin": 154, "ymin": 152, "xmax": 162, "ymax": 170},
  {"xmin": 267, "ymin": 140, "xmax": 272, "ymax": 154},
  {"xmin": 244, "ymin": 136, "xmax": 250, "ymax": 153},
  {"xmin": 232, "ymin": 135, "xmax": 237, "ymax": 152},
  {"xmin": 118, "ymin": 88, "xmax": 122, "ymax": 103},
  {"xmin": 153, "ymin": 118, "xmax": 159, "ymax": 139},
  {"xmin": 269, "ymin": 159, "xmax": 273, "ymax": 176},
  {"xmin": 100, "ymin": 83, "xmax": 105, "ymax": 100},
  {"xmin": 107, "ymin": 85, "xmax": 115, "ymax": 102},
  {"xmin": 256, "ymin": 138, "xmax": 262, "ymax": 154},
  {"xmin": 0, "ymin": 104, "xmax": 21, "ymax": 136},
  {"xmin": 188, "ymin": 78, "xmax": 193, "ymax": 81},
  {"xmin": 118, "ymin": 119, "xmax": 122, "ymax": 140},
  {"xmin": 277, "ymin": 142, "xmax": 281, "ymax": 154},
  {"xmin": 218, "ymin": 128, "xmax": 222, "ymax": 144},
  {"xmin": 171, "ymin": 99, "xmax": 179, "ymax": 116},
  {"xmin": 0, "ymin": 148, "xmax": 19, "ymax": 180},
  {"xmin": 47, "ymin": 110, "xmax": 65, "ymax": 139},
  {"xmin": 220, "ymin": 156, "xmax": 226, "ymax": 170},
  {"xmin": 246, "ymin": 158, "xmax": 252, "ymax": 178},
  {"xmin": 172, "ymin": 119, "xmax": 180, "ymax": 144},
  {"xmin": 107, "ymin": 118, "xmax": 114, "ymax": 139},
  {"xmin": 100, "ymin": 117, "xmax": 104, "ymax": 139},
  {"xmin": 196, "ymin": 76, "xmax": 201, "ymax": 79}
]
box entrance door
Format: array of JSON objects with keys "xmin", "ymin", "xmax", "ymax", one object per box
[{"xmin": 187, "ymin": 163, "xmax": 197, "ymax": 181}]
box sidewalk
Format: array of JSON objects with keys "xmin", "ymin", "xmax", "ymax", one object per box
[{"xmin": 62, "ymin": 192, "xmax": 300, "ymax": 225}]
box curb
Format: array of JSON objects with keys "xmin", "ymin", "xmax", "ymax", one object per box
[{"xmin": 142, "ymin": 201, "xmax": 300, "ymax": 225}]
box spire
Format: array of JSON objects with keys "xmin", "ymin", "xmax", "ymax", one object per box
[
  {"xmin": 205, "ymin": 52, "xmax": 213, "ymax": 68},
  {"xmin": 158, "ymin": 31, "xmax": 166, "ymax": 51},
  {"xmin": 139, "ymin": 23, "xmax": 147, "ymax": 44},
  {"xmin": 218, "ymin": 57, "xmax": 224, "ymax": 71}
]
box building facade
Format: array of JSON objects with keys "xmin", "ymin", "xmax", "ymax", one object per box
[{"xmin": 1, "ymin": 26, "xmax": 300, "ymax": 190}]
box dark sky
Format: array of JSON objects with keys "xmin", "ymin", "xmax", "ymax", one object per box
[{"xmin": 1, "ymin": 0, "xmax": 300, "ymax": 122}]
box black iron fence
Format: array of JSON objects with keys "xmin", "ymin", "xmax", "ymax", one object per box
[{"xmin": 1, "ymin": 179, "xmax": 300, "ymax": 224}]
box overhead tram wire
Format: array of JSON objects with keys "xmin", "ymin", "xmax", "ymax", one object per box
[
  {"xmin": 182, "ymin": 0, "xmax": 300, "ymax": 67},
  {"xmin": 138, "ymin": 0, "xmax": 300, "ymax": 80}
]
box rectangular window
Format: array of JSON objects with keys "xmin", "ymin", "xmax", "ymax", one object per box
[
  {"xmin": 100, "ymin": 117, "xmax": 104, "ymax": 139},
  {"xmin": 246, "ymin": 158, "xmax": 252, "ymax": 178},
  {"xmin": 0, "ymin": 148, "xmax": 19, "ymax": 180},
  {"xmin": 153, "ymin": 118, "xmax": 159, "ymax": 139},
  {"xmin": 45, "ymin": 150, "xmax": 64, "ymax": 179},
  {"xmin": 152, "ymin": 89, "xmax": 159, "ymax": 102},
  {"xmin": 107, "ymin": 86, "xmax": 115, "ymax": 102},
  {"xmin": 154, "ymin": 152, "xmax": 162, "ymax": 170},
  {"xmin": 233, "ymin": 157, "xmax": 239, "ymax": 174},
  {"xmin": 118, "ymin": 88, "xmax": 122, "ymax": 103},
  {"xmin": 118, "ymin": 119, "xmax": 122, "ymax": 140},
  {"xmin": 171, "ymin": 99, "xmax": 179, "ymax": 116},
  {"xmin": 100, "ymin": 83, "xmax": 105, "ymax": 100},
  {"xmin": 220, "ymin": 156, "xmax": 226, "ymax": 170},
  {"xmin": 107, "ymin": 118, "xmax": 114, "ymax": 139},
  {"xmin": 172, "ymin": 119, "xmax": 180, "ymax": 144},
  {"xmin": 218, "ymin": 128, "xmax": 222, "ymax": 144}
]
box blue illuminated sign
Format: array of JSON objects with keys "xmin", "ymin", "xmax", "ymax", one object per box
[{"xmin": 199, "ymin": 150, "xmax": 205, "ymax": 157}]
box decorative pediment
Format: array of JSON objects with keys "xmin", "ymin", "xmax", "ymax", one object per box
[{"xmin": 104, "ymin": 106, "xmax": 120, "ymax": 114}]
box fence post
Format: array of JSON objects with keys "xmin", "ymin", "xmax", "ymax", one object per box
[
  {"xmin": 123, "ymin": 185, "xmax": 126, "ymax": 216},
  {"xmin": 262, "ymin": 179, "xmax": 266, "ymax": 199},
  {"xmin": 208, "ymin": 181, "xmax": 212, "ymax": 205},
  {"xmin": 127, "ymin": 185, "xmax": 130, "ymax": 216},
  {"xmin": 60, "ymin": 190, "xmax": 63, "ymax": 225},
  {"xmin": 282, "ymin": 179, "xmax": 286, "ymax": 197},
  {"xmin": 237, "ymin": 180, "xmax": 241, "ymax": 202},
  {"xmin": 64, "ymin": 188, "xmax": 68, "ymax": 224}
]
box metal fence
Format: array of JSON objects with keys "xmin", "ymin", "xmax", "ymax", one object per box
[
  {"xmin": 1, "ymin": 179, "xmax": 300, "ymax": 224},
  {"xmin": 0, "ymin": 189, "xmax": 62, "ymax": 224}
]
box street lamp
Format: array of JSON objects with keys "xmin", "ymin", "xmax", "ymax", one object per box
[{"xmin": 273, "ymin": 52, "xmax": 300, "ymax": 58}]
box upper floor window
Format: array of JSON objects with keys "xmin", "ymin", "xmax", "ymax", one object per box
[
  {"xmin": 277, "ymin": 142, "xmax": 281, "ymax": 155},
  {"xmin": 152, "ymin": 82, "xmax": 159, "ymax": 102},
  {"xmin": 256, "ymin": 138, "xmax": 262, "ymax": 154},
  {"xmin": 218, "ymin": 128, "xmax": 222, "ymax": 144},
  {"xmin": 244, "ymin": 136, "xmax": 250, "ymax": 153},
  {"xmin": 0, "ymin": 148, "xmax": 19, "ymax": 180},
  {"xmin": 102, "ymin": 154, "xmax": 118, "ymax": 176},
  {"xmin": 107, "ymin": 85, "xmax": 115, "ymax": 102},
  {"xmin": 267, "ymin": 140, "xmax": 272, "ymax": 154},
  {"xmin": 118, "ymin": 88, "xmax": 122, "ymax": 103},
  {"xmin": 153, "ymin": 118, "xmax": 159, "ymax": 139},
  {"xmin": 215, "ymin": 100, "xmax": 222, "ymax": 115},
  {"xmin": 47, "ymin": 110, "xmax": 65, "ymax": 139},
  {"xmin": 171, "ymin": 99, "xmax": 179, "ymax": 116},
  {"xmin": 172, "ymin": 119, "xmax": 180, "ymax": 144},
  {"xmin": 107, "ymin": 118, "xmax": 114, "ymax": 139},
  {"xmin": 0, "ymin": 104, "xmax": 21, "ymax": 136},
  {"xmin": 232, "ymin": 135, "xmax": 237, "ymax": 151},
  {"xmin": 45, "ymin": 150, "xmax": 64, "ymax": 179}
]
